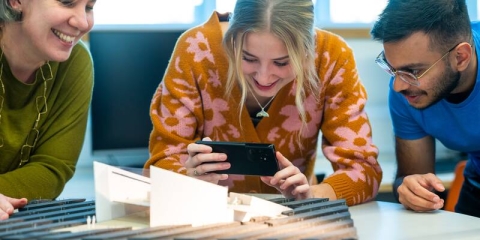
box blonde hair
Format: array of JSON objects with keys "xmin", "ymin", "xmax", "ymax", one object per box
[{"xmin": 222, "ymin": 0, "xmax": 320, "ymax": 134}]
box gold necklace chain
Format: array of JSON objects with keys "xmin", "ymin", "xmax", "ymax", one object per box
[
  {"xmin": 247, "ymin": 84, "xmax": 276, "ymax": 118},
  {"xmin": 0, "ymin": 61, "xmax": 4, "ymax": 148},
  {"xmin": 0, "ymin": 51, "xmax": 53, "ymax": 167}
]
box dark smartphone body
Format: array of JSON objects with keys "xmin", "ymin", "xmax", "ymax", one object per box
[{"xmin": 195, "ymin": 141, "xmax": 280, "ymax": 176}]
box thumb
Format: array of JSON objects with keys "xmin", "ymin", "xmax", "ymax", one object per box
[{"xmin": 427, "ymin": 177, "xmax": 445, "ymax": 192}]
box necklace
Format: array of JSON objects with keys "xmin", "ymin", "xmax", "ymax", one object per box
[
  {"xmin": 250, "ymin": 90, "xmax": 276, "ymax": 118},
  {"xmin": 0, "ymin": 51, "xmax": 53, "ymax": 167}
]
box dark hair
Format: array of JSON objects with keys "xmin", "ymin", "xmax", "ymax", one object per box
[{"xmin": 371, "ymin": 0, "xmax": 472, "ymax": 52}]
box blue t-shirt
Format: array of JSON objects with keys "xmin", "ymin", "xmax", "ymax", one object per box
[{"xmin": 388, "ymin": 21, "xmax": 480, "ymax": 177}]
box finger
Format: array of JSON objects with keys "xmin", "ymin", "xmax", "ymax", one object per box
[
  {"xmin": 404, "ymin": 175, "xmax": 443, "ymax": 203},
  {"xmin": 9, "ymin": 197, "xmax": 27, "ymax": 210},
  {"xmin": 0, "ymin": 195, "xmax": 14, "ymax": 219},
  {"xmin": 291, "ymin": 184, "xmax": 311, "ymax": 199},
  {"xmin": 0, "ymin": 210, "xmax": 9, "ymax": 220},
  {"xmin": 260, "ymin": 176, "xmax": 274, "ymax": 186},
  {"xmin": 279, "ymin": 173, "xmax": 307, "ymax": 190},
  {"xmin": 195, "ymin": 152, "xmax": 228, "ymax": 165},
  {"xmin": 271, "ymin": 165, "xmax": 301, "ymax": 185},
  {"xmin": 403, "ymin": 199, "xmax": 444, "ymax": 212},
  {"xmin": 194, "ymin": 162, "xmax": 230, "ymax": 176},
  {"xmin": 270, "ymin": 152, "xmax": 296, "ymax": 185},
  {"xmin": 187, "ymin": 142, "xmax": 213, "ymax": 158},
  {"xmin": 403, "ymin": 195, "xmax": 444, "ymax": 212},
  {"xmin": 196, "ymin": 173, "xmax": 229, "ymax": 183},
  {"xmin": 398, "ymin": 183, "xmax": 442, "ymax": 211},
  {"xmin": 275, "ymin": 151, "xmax": 293, "ymax": 169},
  {"xmin": 423, "ymin": 174, "xmax": 446, "ymax": 192}
]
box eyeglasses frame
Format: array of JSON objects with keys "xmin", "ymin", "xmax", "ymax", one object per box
[{"xmin": 375, "ymin": 43, "xmax": 462, "ymax": 87}]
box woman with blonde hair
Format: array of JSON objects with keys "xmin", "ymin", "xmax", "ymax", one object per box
[{"xmin": 147, "ymin": 0, "xmax": 382, "ymax": 205}]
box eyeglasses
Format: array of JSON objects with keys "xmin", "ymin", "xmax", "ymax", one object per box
[{"xmin": 375, "ymin": 43, "xmax": 461, "ymax": 86}]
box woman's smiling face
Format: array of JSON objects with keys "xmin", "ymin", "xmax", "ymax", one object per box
[
  {"xmin": 11, "ymin": 0, "xmax": 96, "ymax": 62},
  {"xmin": 241, "ymin": 31, "xmax": 296, "ymax": 98}
]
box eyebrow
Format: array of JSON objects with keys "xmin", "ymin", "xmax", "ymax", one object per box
[
  {"xmin": 242, "ymin": 50, "xmax": 289, "ymax": 61},
  {"xmin": 382, "ymin": 52, "xmax": 429, "ymax": 71},
  {"xmin": 395, "ymin": 62, "xmax": 427, "ymax": 71}
]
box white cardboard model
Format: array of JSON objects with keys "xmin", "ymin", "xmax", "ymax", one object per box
[{"xmin": 93, "ymin": 161, "xmax": 290, "ymax": 227}]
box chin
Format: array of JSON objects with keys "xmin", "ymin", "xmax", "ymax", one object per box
[
  {"xmin": 50, "ymin": 52, "xmax": 73, "ymax": 63},
  {"xmin": 410, "ymin": 99, "xmax": 438, "ymax": 110},
  {"xmin": 409, "ymin": 103, "xmax": 429, "ymax": 110}
]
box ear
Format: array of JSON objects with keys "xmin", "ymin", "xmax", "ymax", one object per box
[
  {"xmin": 8, "ymin": 0, "xmax": 22, "ymax": 11},
  {"xmin": 453, "ymin": 42, "xmax": 472, "ymax": 72}
]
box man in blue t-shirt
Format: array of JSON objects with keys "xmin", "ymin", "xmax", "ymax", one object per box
[{"xmin": 371, "ymin": 0, "xmax": 480, "ymax": 218}]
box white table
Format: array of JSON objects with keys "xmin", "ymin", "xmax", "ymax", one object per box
[
  {"xmin": 350, "ymin": 201, "xmax": 480, "ymax": 240},
  {"xmin": 60, "ymin": 200, "xmax": 480, "ymax": 239}
]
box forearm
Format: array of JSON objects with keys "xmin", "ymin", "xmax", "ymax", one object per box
[
  {"xmin": 310, "ymin": 183, "xmax": 337, "ymax": 200},
  {"xmin": 146, "ymin": 152, "xmax": 187, "ymax": 174},
  {"xmin": 0, "ymin": 161, "xmax": 73, "ymax": 199}
]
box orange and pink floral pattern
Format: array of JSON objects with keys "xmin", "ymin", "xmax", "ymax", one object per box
[{"xmin": 146, "ymin": 12, "xmax": 382, "ymax": 206}]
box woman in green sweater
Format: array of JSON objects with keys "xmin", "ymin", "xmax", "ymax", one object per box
[{"xmin": 0, "ymin": 0, "xmax": 96, "ymax": 219}]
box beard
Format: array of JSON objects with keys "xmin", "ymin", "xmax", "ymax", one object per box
[
  {"xmin": 400, "ymin": 63, "xmax": 461, "ymax": 110},
  {"xmin": 428, "ymin": 63, "xmax": 461, "ymax": 106}
]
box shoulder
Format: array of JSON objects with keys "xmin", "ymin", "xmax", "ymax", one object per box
[
  {"xmin": 58, "ymin": 40, "xmax": 94, "ymax": 71},
  {"xmin": 177, "ymin": 11, "xmax": 222, "ymax": 44},
  {"xmin": 471, "ymin": 21, "xmax": 480, "ymax": 43},
  {"xmin": 71, "ymin": 40, "xmax": 93, "ymax": 60},
  {"xmin": 54, "ymin": 40, "xmax": 93, "ymax": 83},
  {"xmin": 314, "ymin": 29, "xmax": 351, "ymax": 52},
  {"xmin": 313, "ymin": 29, "xmax": 357, "ymax": 71},
  {"xmin": 471, "ymin": 21, "xmax": 480, "ymax": 31},
  {"xmin": 170, "ymin": 12, "xmax": 225, "ymax": 65},
  {"xmin": 314, "ymin": 28, "xmax": 356, "ymax": 64}
]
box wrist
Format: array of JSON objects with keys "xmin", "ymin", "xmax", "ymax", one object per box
[{"xmin": 393, "ymin": 176, "xmax": 405, "ymax": 202}]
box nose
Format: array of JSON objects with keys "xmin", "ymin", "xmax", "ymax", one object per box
[
  {"xmin": 69, "ymin": 7, "xmax": 92, "ymax": 32},
  {"xmin": 255, "ymin": 63, "xmax": 273, "ymax": 84},
  {"xmin": 392, "ymin": 75, "xmax": 410, "ymax": 92}
]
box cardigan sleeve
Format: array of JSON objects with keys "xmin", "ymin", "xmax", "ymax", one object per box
[
  {"xmin": 146, "ymin": 28, "xmax": 208, "ymax": 175},
  {"xmin": 315, "ymin": 30, "xmax": 383, "ymax": 205}
]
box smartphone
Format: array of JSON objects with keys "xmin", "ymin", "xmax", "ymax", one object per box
[{"xmin": 195, "ymin": 141, "xmax": 280, "ymax": 176}]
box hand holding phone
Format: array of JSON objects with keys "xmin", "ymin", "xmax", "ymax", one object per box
[{"xmin": 195, "ymin": 141, "xmax": 279, "ymax": 176}]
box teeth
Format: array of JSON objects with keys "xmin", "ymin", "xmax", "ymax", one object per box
[{"xmin": 53, "ymin": 29, "xmax": 75, "ymax": 43}]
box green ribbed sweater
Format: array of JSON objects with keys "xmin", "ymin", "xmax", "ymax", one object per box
[{"xmin": 0, "ymin": 41, "xmax": 93, "ymax": 200}]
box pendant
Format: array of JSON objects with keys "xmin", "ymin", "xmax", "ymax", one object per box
[{"xmin": 256, "ymin": 109, "xmax": 269, "ymax": 118}]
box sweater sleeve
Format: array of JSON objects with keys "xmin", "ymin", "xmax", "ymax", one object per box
[
  {"xmin": 146, "ymin": 27, "xmax": 212, "ymax": 175},
  {"xmin": 0, "ymin": 42, "xmax": 93, "ymax": 200},
  {"xmin": 316, "ymin": 31, "xmax": 383, "ymax": 205}
]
